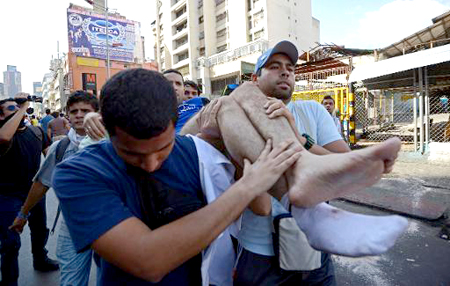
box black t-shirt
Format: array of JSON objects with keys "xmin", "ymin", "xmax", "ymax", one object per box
[{"xmin": 0, "ymin": 126, "xmax": 48, "ymax": 199}]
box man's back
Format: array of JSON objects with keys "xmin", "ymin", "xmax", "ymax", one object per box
[
  {"xmin": 49, "ymin": 117, "xmax": 69, "ymax": 137},
  {"xmin": 40, "ymin": 115, "xmax": 54, "ymax": 135},
  {"xmin": 0, "ymin": 127, "xmax": 43, "ymax": 200}
]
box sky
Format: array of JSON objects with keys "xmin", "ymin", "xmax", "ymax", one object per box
[{"xmin": 0, "ymin": 0, "xmax": 449, "ymax": 93}]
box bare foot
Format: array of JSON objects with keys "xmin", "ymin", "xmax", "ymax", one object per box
[{"xmin": 288, "ymin": 137, "xmax": 401, "ymax": 207}]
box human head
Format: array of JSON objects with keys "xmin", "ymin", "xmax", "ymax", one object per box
[
  {"xmin": 0, "ymin": 98, "xmax": 19, "ymax": 121},
  {"xmin": 252, "ymin": 40, "xmax": 298, "ymax": 103},
  {"xmin": 184, "ymin": 80, "xmax": 200, "ymax": 100},
  {"xmin": 66, "ymin": 90, "xmax": 99, "ymax": 135},
  {"xmin": 322, "ymin": 95, "xmax": 335, "ymax": 114},
  {"xmin": 101, "ymin": 68, "xmax": 178, "ymax": 173},
  {"xmin": 51, "ymin": 111, "xmax": 59, "ymax": 118},
  {"xmin": 45, "ymin": 109, "xmax": 51, "ymax": 115},
  {"xmin": 163, "ymin": 69, "xmax": 186, "ymax": 103}
]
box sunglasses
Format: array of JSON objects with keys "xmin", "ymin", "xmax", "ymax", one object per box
[{"xmin": 5, "ymin": 104, "xmax": 19, "ymax": 111}]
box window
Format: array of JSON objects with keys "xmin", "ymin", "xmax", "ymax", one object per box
[
  {"xmin": 216, "ymin": 0, "xmax": 225, "ymax": 6},
  {"xmin": 176, "ymin": 35, "xmax": 188, "ymax": 48},
  {"xmin": 178, "ymin": 51, "xmax": 189, "ymax": 62},
  {"xmin": 175, "ymin": 6, "xmax": 186, "ymax": 19},
  {"xmin": 198, "ymin": 0, "xmax": 203, "ymax": 8},
  {"xmin": 199, "ymin": 47, "xmax": 205, "ymax": 56},
  {"xmin": 248, "ymin": 33, "xmax": 253, "ymax": 42},
  {"xmin": 247, "ymin": 0, "xmax": 251, "ymax": 11},
  {"xmin": 199, "ymin": 31, "xmax": 205, "ymax": 40},
  {"xmin": 175, "ymin": 21, "xmax": 187, "ymax": 33},
  {"xmin": 248, "ymin": 16, "xmax": 252, "ymax": 29},
  {"xmin": 253, "ymin": 10, "xmax": 264, "ymax": 27},
  {"xmin": 254, "ymin": 29, "xmax": 264, "ymax": 40},
  {"xmin": 216, "ymin": 11, "xmax": 227, "ymax": 22},
  {"xmin": 217, "ymin": 28, "xmax": 227, "ymax": 38},
  {"xmin": 217, "ymin": 44, "xmax": 227, "ymax": 53},
  {"xmin": 199, "ymin": 16, "xmax": 204, "ymax": 24}
]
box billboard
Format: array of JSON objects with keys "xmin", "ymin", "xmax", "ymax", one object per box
[{"xmin": 67, "ymin": 7, "xmax": 136, "ymax": 62}]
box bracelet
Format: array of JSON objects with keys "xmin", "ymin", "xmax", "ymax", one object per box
[
  {"xmin": 302, "ymin": 133, "xmax": 315, "ymax": 150},
  {"xmin": 17, "ymin": 210, "xmax": 30, "ymax": 220}
]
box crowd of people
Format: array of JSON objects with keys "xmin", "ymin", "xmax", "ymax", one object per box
[{"xmin": 0, "ymin": 40, "xmax": 408, "ymax": 286}]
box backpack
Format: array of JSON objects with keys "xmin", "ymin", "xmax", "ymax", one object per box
[{"xmin": 50, "ymin": 137, "xmax": 71, "ymax": 234}]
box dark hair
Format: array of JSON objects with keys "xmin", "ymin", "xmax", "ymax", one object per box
[
  {"xmin": 66, "ymin": 90, "xmax": 99, "ymax": 112},
  {"xmin": 163, "ymin": 69, "xmax": 184, "ymax": 84},
  {"xmin": 51, "ymin": 111, "xmax": 59, "ymax": 118},
  {"xmin": 45, "ymin": 109, "xmax": 51, "ymax": 114},
  {"xmin": 184, "ymin": 80, "xmax": 199, "ymax": 93},
  {"xmin": 100, "ymin": 68, "xmax": 178, "ymax": 139},
  {"xmin": 322, "ymin": 95, "xmax": 335, "ymax": 104}
]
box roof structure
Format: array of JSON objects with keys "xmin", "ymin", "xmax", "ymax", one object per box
[{"xmin": 378, "ymin": 10, "xmax": 450, "ymax": 59}]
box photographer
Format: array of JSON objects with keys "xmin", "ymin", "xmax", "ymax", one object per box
[{"xmin": 0, "ymin": 93, "xmax": 58, "ymax": 286}]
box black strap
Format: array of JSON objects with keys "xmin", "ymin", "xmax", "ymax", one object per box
[{"xmin": 50, "ymin": 137, "xmax": 71, "ymax": 234}]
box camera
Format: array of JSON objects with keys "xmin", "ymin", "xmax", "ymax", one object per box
[{"xmin": 14, "ymin": 95, "xmax": 43, "ymax": 104}]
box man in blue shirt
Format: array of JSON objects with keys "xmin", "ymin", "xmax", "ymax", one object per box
[
  {"xmin": 39, "ymin": 108, "xmax": 54, "ymax": 139},
  {"xmin": 52, "ymin": 68, "xmax": 301, "ymax": 285}
]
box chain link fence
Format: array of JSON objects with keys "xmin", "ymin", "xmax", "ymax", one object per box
[{"xmin": 354, "ymin": 88, "xmax": 450, "ymax": 151}]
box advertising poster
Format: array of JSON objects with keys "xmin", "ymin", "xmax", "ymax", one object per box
[{"xmin": 67, "ymin": 7, "xmax": 136, "ymax": 62}]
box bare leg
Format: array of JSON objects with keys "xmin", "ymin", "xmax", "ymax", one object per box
[{"xmin": 230, "ymin": 82, "xmax": 401, "ymax": 207}]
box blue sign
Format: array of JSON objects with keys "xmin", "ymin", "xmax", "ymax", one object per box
[{"xmin": 67, "ymin": 8, "xmax": 136, "ymax": 62}]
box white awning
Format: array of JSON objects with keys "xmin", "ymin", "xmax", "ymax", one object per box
[{"xmin": 349, "ymin": 44, "xmax": 450, "ymax": 82}]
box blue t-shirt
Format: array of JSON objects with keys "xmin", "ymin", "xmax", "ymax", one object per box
[
  {"xmin": 40, "ymin": 114, "xmax": 54, "ymax": 135},
  {"xmin": 53, "ymin": 136, "xmax": 202, "ymax": 285},
  {"xmin": 175, "ymin": 97, "xmax": 209, "ymax": 133}
]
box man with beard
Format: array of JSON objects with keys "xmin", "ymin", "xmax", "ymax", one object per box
[{"xmin": 0, "ymin": 93, "xmax": 58, "ymax": 286}]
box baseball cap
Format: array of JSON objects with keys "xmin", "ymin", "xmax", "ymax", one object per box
[{"xmin": 254, "ymin": 40, "xmax": 299, "ymax": 74}]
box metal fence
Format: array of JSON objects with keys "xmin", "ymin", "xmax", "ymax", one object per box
[{"xmin": 354, "ymin": 88, "xmax": 450, "ymax": 151}]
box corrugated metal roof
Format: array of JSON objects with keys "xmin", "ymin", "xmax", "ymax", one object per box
[{"xmin": 378, "ymin": 10, "xmax": 450, "ymax": 58}]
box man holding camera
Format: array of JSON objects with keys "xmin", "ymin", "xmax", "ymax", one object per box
[{"xmin": 0, "ymin": 93, "xmax": 58, "ymax": 286}]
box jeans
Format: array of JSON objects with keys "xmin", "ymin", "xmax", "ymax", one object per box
[
  {"xmin": 28, "ymin": 196, "xmax": 50, "ymax": 261},
  {"xmin": 0, "ymin": 196, "xmax": 22, "ymax": 286},
  {"xmin": 56, "ymin": 218, "xmax": 93, "ymax": 286}
]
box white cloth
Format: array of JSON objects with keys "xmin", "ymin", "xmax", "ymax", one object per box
[{"xmin": 189, "ymin": 135, "xmax": 236, "ymax": 286}]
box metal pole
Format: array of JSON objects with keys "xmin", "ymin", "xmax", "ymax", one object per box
[
  {"xmin": 413, "ymin": 69, "xmax": 418, "ymax": 151},
  {"xmin": 419, "ymin": 67, "xmax": 424, "ymax": 154},
  {"xmin": 424, "ymin": 66, "xmax": 430, "ymax": 149},
  {"xmin": 155, "ymin": 0, "xmax": 161, "ymax": 71},
  {"xmin": 105, "ymin": 0, "xmax": 110, "ymax": 79}
]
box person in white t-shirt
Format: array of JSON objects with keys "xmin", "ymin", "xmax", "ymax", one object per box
[{"xmin": 322, "ymin": 95, "xmax": 343, "ymax": 137}]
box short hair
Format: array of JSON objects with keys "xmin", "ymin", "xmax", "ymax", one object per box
[
  {"xmin": 184, "ymin": 80, "xmax": 199, "ymax": 92},
  {"xmin": 322, "ymin": 95, "xmax": 335, "ymax": 104},
  {"xmin": 66, "ymin": 90, "xmax": 99, "ymax": 112},
  {"xmin": 163, "ymin": 69, "xmax": 184, "ymax": 84},
  {"xmin": 51, "ymin": 111, "xmax": 60, "ymax": 118},
  {"xmin": 45, "ymin": 109, "xmax": 51, "ymax": 114},
  {"xmin": 100, "ymin": 68, "xmax": 178, "ymax": 139}
]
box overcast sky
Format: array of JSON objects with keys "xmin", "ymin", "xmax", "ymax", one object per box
[{"xmin": 0, "ymin": 0, "xmax": 449, "ymax": 93}]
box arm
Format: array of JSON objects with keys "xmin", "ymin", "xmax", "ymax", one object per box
[
  {"xmin": 9, "ymin": 181, "xmax": 49, "ymax": 233},
  {"xmin": 64, "ymin": 118, "xmax": 71, "ymax": 130},
  {"xmin": 83, "ymin": 112, "xmax": 107, "ymax": 141},
  {"xmin": 66, "ymin": 140, "xmax": 300, "ymax": 282},
  {"xmin": 0, "ymin": 94, "xmax": 29, "ymax": 144},
  {"xmin": 323, "ymin": 139, "xmax": 350, "ymax": 153}
]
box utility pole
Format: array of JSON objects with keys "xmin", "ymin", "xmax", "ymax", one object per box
[{"xmin": 105, "ymin": 0, "xmax": 110, "ymax": 79}]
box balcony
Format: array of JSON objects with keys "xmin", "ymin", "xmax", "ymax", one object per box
[{"xmin": 196, "ymin": 38, "xmax": 269, "ymax": 68}]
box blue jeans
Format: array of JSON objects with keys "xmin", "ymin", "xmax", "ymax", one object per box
[
  {"xmin": 28, "ymin": 196, "xmax": 50, "ymax": 261},
  {"xmin": 0, "ymin": 196, "xmax": 22, "ymax": 286},
  {"xmin": 56, "ymin": 218, "xmax": 93, "ymax": 286}
]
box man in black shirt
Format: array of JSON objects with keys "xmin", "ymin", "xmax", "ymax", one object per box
[{"xmin": 0, "ymin": 93, "xmax": 58, "ymax": 286}]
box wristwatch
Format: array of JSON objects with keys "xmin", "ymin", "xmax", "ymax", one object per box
[
  {"xmin": 301, "ymin": 133, "xmax": 315, "ymax": 150},
  {"xmin": 17, "ymin": 210, "xmax": 30, "ymax": 220}
]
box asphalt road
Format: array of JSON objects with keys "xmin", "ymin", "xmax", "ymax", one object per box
[{"xmin": 15, "ymin": 190, "xmax": 450, "ymax": 286}]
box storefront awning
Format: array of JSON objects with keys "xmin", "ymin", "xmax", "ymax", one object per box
[{"xmin": 349, "ymin": 44, "xmax": 450, "ymax": 82}]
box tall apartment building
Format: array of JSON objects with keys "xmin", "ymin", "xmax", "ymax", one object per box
[
  {"xmin": 153, "ymin": 0, "xmax": 319, "ymax": 96},
  {"xmin": 0, "ymin": 83, "xmax": 4, "ymax": 99},
  {"xmin": 3, "ymin": 65, "xmax": 22, "ymax": 98}
]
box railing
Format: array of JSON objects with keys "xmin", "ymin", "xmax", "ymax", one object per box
[{"xmin": 196, "ymin": 39, "xmax": 268, "ymax": 68}]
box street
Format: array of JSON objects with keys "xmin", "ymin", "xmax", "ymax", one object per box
[{"xmin": 16, "ymin": 187, "xmax": 450, "ymax": 285}]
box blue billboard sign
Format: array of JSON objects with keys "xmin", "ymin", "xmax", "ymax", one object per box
[{"xmin": 67, "ymin": 8, "xmax": 136, "ymax": 62}]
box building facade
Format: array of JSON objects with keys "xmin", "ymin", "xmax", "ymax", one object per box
[
  {"xmin": 3, "ymin": 65, "xmax": 22, "ymax": 98},
  {"xmin": 153, "ymin": 0, "xmax": 319, "ymax": 96},
  {"xmin": 0, "ymin": 83, "xmax": 4, "ymax": 99}
]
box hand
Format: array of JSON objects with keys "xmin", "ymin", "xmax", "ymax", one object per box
[
  {"xmin": 14, "ymin": 92, "xmax": 30, "ymax": 109},
  {"xmin": 84, "ymin": 112, "xmax": 106, "ymax": 140},
  {"xmin": 9, "ymin": 216, "xmax": 27, "ymax": 234},
  {"xmin": 197, "ymin": 99, "xmax": 221, "ymax": 140},
  {"xmin": 264, "ymin": 98, "xmax": 296, "ymax": 127},
  {"xmin": 240, "ymin": 139, "xmax": 301, "ymax": 196}
]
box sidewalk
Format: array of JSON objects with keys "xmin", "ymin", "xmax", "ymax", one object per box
[{"xmin": 341, "ymin": 151, "xmax": 450, "ymax": 220}]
